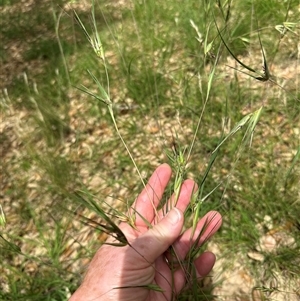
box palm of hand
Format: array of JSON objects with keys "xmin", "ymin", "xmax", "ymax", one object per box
[{"xmin": 70, "ymin": 164, "xmax": 222, "ymax": 301}]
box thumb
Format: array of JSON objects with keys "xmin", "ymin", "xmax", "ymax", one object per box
[{"xmin": 132, "ymin": 208, "xmax": 184, "ymax": 263}]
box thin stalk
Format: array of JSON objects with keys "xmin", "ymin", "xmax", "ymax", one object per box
[{"xmin": 52, "ymin": 8, "xmax": 71, "ymax": 86}]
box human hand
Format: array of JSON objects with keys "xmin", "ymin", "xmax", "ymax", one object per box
[{"xmin": 69, "ymin": 163, "xmax": 222, "ymax": 301}]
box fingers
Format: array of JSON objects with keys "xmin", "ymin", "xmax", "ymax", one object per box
[
  {"xmin": 129, "ymin": 164, "xmax": 198, "ymax": 232},
  {"xmin": 158, "ymin": 179, "xmax": 198, "ymax": 220},
  {"xmin": 130, "ymin": 163, "xmax": 198, "ymax": 229},
  {"xmin": 173, "ymin": 211, "xmax": 222, "ymax": 260},
  {"xmin": 131, "ymin": 208, "xmax": 184, "ymax": 264},
  {"xmin": 131, "ymin": 163, "xmax": 172, "ymax": 228},
  {"xmin": 194, "ymin": 251, "xmax": 216, "ymax": 278},
  {"xmin": 171, "ymin": 212, "xmax": 221, "ymax": 293},
  {"xmin": 173, "ymin": 251, "xmax": 216, "ymax": 292}
]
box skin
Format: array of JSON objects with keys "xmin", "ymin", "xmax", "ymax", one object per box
[{"xmin": 70, "ymin": 163, "xmax": 222, "ymax": 301}]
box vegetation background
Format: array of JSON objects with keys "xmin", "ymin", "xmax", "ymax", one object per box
[{"xmin": 1, "ymin": 0, "xmax": 299, "ymax": 300}]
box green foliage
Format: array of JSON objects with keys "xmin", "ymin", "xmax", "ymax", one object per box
[{"xmin": 1, "ymin": 0, "xmax": 299, "ymax": 300}]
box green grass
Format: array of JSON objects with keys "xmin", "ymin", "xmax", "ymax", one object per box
[{"xmin": 1, "ymin": 0, "xmax": 299, "ymax": 300}]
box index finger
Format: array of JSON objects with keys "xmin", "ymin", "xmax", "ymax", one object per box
[{"xmin": 131, "ymin": 163, "xmax": 172, "ymax": 229}]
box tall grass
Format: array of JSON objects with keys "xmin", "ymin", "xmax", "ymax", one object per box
[{"xmin": 1, "ymin": 0, "xmax": 299, "ymax": 300}]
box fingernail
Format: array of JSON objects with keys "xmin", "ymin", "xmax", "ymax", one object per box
[{"xmin": 167, "ymin": 208, "xmax": 181, "ymax": 225}]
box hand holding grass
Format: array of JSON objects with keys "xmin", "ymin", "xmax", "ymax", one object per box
[{"xmin": 69, "ymin": 163, "xmax": 222, "ymax": 301}]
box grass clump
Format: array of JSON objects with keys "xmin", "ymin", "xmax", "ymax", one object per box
[{"xmin": 1, "ymin": 0, "xmax": 299, "ymax": 300}]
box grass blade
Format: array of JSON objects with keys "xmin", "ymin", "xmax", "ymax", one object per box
[
  {"xmin": 73, "ymin": 191, "xmax": 128, "ymax": 246},
  {"xmin": 284, "ymin": 146, "xmax": 300, "ymax": 188}
]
